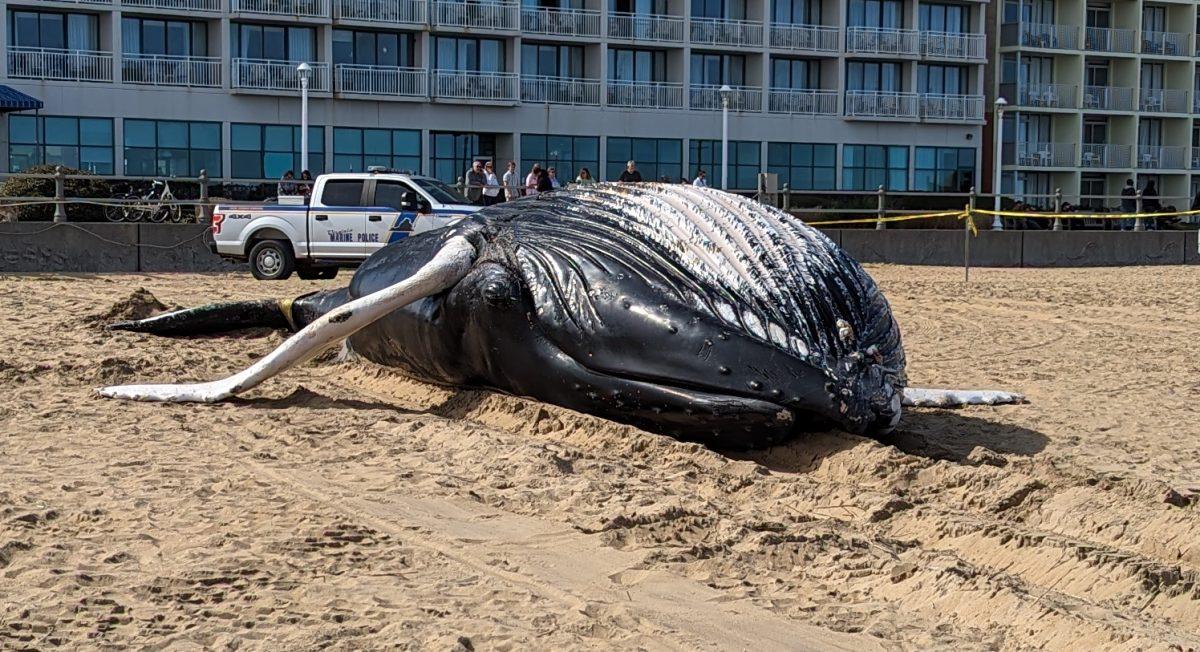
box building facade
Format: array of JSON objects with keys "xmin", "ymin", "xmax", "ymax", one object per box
[
  {"xmin": 992, "ymin": 0, "xmax": 1200, "ymax": 207},
  {"xmin": 2, "ymin": 0, "xmax": 987, "ymax": 193}
]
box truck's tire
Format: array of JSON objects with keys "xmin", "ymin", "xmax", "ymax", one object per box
[
  {"xmin": 249, "ymin": 240, "xmax": 295, "ymax": 281},
  {"xmin": 297, "ymin": 266, "xmax": 338, "ymax": 281}
]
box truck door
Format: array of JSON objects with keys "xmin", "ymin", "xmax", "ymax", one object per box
[
  {"xmin": 308, "ymin": 178, "xmax": 368, "ymax": 259},
  {"xmin": 366, "ymin": 178, "xmax": 425, "ymax": 249}
]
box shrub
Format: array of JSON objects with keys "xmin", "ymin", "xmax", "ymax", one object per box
[{"xmin": 0, "ymin": 165, "xmax": 110, "ymax": 221}]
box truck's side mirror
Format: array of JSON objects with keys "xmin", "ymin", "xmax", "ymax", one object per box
[{"xmin": 400, "ymin": 190, "xmax": 419, "ymax": 211}]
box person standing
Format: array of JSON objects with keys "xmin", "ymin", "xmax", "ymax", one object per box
[
  {"xmin": 502, "ymin": 161, "xmax": 521, "ymax": 200},
  {"xmin": 525, "ymin": 164, "xmax": 542, "ymax": 196},
  {"xmin": 548, "ymin": 167, "xmax": 561, "ymax": 189},
  {"xmin": 692, "ymin": 169, "xmax": 708, "ymax": 187},
  {"xmin": 464, "ymin": 160, "xmax": 486, "ymax": 205},
  {"xmin": 299, "ymin": 170, "xmax": 313, "ymax": 201},
  {"xmin": 618, "ymin": 160, "xmax": 642, "ymax": 182},
  {"xmin": 1141, "ymin": 179, "xmax": 1161, "ymax": 230},
  {"xmin": 536, "ymin": 167, "xmax": 553, "ymax": 193},
  {"xmin": 574, "ymin": 167, "xmax": 596, "ymax": 185},
  {"xmin": 1119, "ymin": 178, "xmax": 1137, "ymax": 230},
  {"xmin": 482, "ymin": 161, "xmax": 501, "ymax": 205},
  {"xmin": 278, "ymin": 170, "xmax": 297, "ymax": 196}
]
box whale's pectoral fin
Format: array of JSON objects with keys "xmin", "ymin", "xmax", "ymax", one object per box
[
  {"xmin": 901, "ymin": 387, "xmax": 1026, "ymax": 408},
  {"xmin": 97, "ymin": 236, "xmax": 477, "ymax": 403}
]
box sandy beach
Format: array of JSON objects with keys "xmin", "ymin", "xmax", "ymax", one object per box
[{"xmin": 1, "ymin": 265, "xmax": 1198, "ymax": 650}]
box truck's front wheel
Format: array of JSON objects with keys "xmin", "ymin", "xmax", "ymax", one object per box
[{"xmin": 249, "ymin": 240, "xmax": 295, "ymax": 281}]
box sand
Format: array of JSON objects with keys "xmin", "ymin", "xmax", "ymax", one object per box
[{"xmin": 1, "ymin": 266, "xmax": 1198, "ymax": 650}]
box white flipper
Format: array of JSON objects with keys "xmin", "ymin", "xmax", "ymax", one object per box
[
  {"xmin": 902, "ymin": 387, "xmax": 1026, "ymax": 408},
  {"xmin": 98, "ymin": 236, "xmax": 477, "ymax": 403}
]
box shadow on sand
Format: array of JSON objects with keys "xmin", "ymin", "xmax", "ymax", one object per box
[{"xmin": 231, "ymin": 387, "xmax": 416, "ymax": 413}]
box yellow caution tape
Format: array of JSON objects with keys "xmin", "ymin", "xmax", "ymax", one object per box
[
  {"xmin": 973, "ymin": 207, "xmax": 1200, "ymax": 220},
  {"xmin": 806, "ymin": 210, "xmax": 967, "ymax": 226}
]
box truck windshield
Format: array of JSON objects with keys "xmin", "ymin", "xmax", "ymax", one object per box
[{"xmin": 412, "ymin": 178, "xmax": 470, "ymax": 205}]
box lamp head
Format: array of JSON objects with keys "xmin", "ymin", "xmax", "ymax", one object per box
[
  {"xmin": 994, "ymin": 96, "xmax": 1008, "ymax": 112},
  {"xmin": 296, "ymin": 61, "xmax": 312, "ymax": 80}
]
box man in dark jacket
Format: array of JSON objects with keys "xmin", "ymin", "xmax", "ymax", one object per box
[
  {"xmin": 465, "ymin": 160, "xmax": 486, "ymax": 205},
  {"xmin": 1119, "ymin": 179, "xmax": 1136, "ymax": 230},
  {"xmin": 618, "ymin": 160, "xmax": 643, "ymax": 182}
]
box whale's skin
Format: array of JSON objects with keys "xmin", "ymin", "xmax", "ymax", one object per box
[{"xmin": 336, "ymin": 184, "xmax": 906, "ymax": 448}]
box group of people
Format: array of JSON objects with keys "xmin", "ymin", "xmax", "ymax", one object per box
[
  {"xmin": 278, "ymin": 170, "xmax": 313, "ymax": 198},
  {"xmin": 461, "ymin": 159, "xmax": 715, "ymax": 206}
]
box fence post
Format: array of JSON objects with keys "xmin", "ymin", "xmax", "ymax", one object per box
[
  {"xmin": 52, "ymin": 165, "xmax": 67, "ymax": 223},
  {"xmin": 965, "ymin": 186, "xmax": 975, "ymax": 283},
  {"xmin": 1134, "ymin": 190, "xmax": 1145, "ymax": 232},
  {"xmin": 875, "ymin": 185, "xmax": 886, "ymax": 230},
  {"xmin": 1052, "ymin": 188, "xmax": 1063, "ymax": 231},
  {"xmin": 198, "ymin": 169, "xmax": 212, "ymax": 224},
  {"xmin": 781, "ymin": 183, "xmax": 790, "ymax": 211}
]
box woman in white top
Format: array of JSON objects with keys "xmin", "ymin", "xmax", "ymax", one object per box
[{"xmin": 482, "ymin": 161, "xmax": 501, "ymax": 205}]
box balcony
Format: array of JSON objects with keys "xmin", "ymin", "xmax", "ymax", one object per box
[
  {"xmin": 232, "ymin": 58, "xmax": 329, "ymax": 91},
  {"xmin": 520, "ymin": 75, "xmax": 601, "ymax": 105},
  {"xmin": 919, "ymin": 93, "xmax": 984, "ymax": 121},
  {"xmin": 230, "ymin": 0, "xmax": 328, "ymax": 18},
  {"xmin": 767, "ymin": 89, "xmax": 838, "ymax": 115},
  {"xmin": 1012, "ymin": 142, "xmax": 1076, "ymax": 167},
  {"xmin": 607, "ymin": 12, "xmax": 684, "ymax": 42},
  {"xmin": 122, "ymin": 53, "xmax": 221, "ymax": 87},
  {"xmin": 920, "ymin": 31, "xmax": 985, "ymax": 60},
  {"xmin": 1001, "ymin": 82, "xmax": 1078, "ymax": 109},
  {"xmin": 433, "ymin": 0, "xmax": 519, "ymax": 31},
  {"xmin": 1083, "ymin": 26, "xmax": 1135, "ymax": 53},
  {"xmin": 1082, "ymin": 85, "xmax": 1134, "ymax": 111},
  {"xmin": 844, "ymin": 90, "xmax": 919, "ymax": 119},
  {"xmin": 845, "ymin": 27, "xmax": 919, "ymax": 55},
  {"xmin": 1080, "ymin": 143, "xmax": 1132, "ymax": 168},
  {"xmin": 1140, "ymin": 31, "xmax": 1189, "ymax": 56},
  {"xmin": 1138, "ymin": 88, "xmax": 1188, "ymax": 113},
  {"xmin": 690, "ymin": 17, "xmax": 763, "ymax": 47},
  {"xmin": 520, "ymin": 7, "xmax": 601, "ymax": 38},
  {"xmin": 606, "ymin": 80, "xmax": 683, "ymax": 109},
  {"xmin": 769, "ymin": 24, "xmax": 839, "ymax": 53},
  {"xmin": 1136, "ymin": 145, "xmax": 1187, "ymax": 169},
  {"xmin": 333, "ymin": 0, "xmax": 426, "ymax": 26},
  {"xmin": 431, "ymin": 69, "xmax": 518, "ymax": 102},
  {"xmin": 1000, "ymin": 22, "xmax": 1080, "ymax": 50},
  {"xmin": 6, "ymin": 47, "xmax": 112, "ymax": 82},
  {"xmin": 689, "ymin": 84, "xmax": 761, "ymax": 111},
  {"xmin": 123, "ymin": 0, "xmax": 223, "ymax": 11},
  {"xmin": 335, "ymin": 64, "xmax": 426, "ymax": 98}
]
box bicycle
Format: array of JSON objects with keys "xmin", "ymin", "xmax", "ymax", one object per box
[{"xmin": 106, "ymin": 179, "xmax": 182, "ymax": 223}]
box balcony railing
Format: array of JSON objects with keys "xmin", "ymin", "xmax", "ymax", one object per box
[
  {"xmin": 433, "ymin": 0, "xmax": 519, "ymax": 30},
  {"xmin": 432, "ymin": 69, "xmax": 518, "ymax": 101},
  {"xmin": 1083, "ymin": 26, "xmax": 1135, "ymax": 53},
  {"xmin": 232, "ymin": 58, "xmax": 330, "ymax": 91},
  {"xmin": 1001, "ymin": 82, "xmax": 1078, "ymax": 109},
  {"xmin": 520, "ymin": 75, "xmax": 601, "ymax": 105},
  {"xmin": 1140, "ymin": 30, "xmax": 1189, "ymax": 56},
  {"xmin": 520, "ymin": 7, "xmax": 601, "ymax": 37},
  {"xmin": 689, "ymin": 84, "xmax": 761, "ymax": 111},
  {"xmin": 919, "ymin": 93, "xmax": 984, "ymax": 121},
  {"xmin": 607, "ymin": 12, "xmax": 684, "ymax": 42},
  {"xmin": 606, "ymin": 80, "xmax": 684, "ymax": 109},
  {"xmin": 1136, "ymin": 145, "xmax": 1187, "ymax": 169},
  {"xmin": 920, "ymin": 31, "xmax": 985, "ymax": 60},
  {"xmin": 335, "ymin": 64, "xmax": 426, "ymax": 98},
  {"xmin": 1000, "ymin": 22, "xmax": 1080, "ymax": 50},
  {"xmin": 1082, "ymin": 85, "xmax": 1134, "ymax": 111},
  {"xmin": 1080, "ymin": 143, "xmax": 1132, "ymax": 168},
  {"xmin": 844, "ymin": 90, "xmax": 919, "ymax": 119},
  {"xmin": 123, "ymin": 0, "xmax": 223, "ymax": 11},
  {"xmin": 334, "ymin": 0, "xmax": 426, "ymax": 25},
  {"xmin": 1012, "ymin": 142, "xmax": 1076, "ymax": 167},
  {"xmin": 690, "ymin": 17, "xmax": 763, "ymax": 47},
  {"xmin": 1139, "ymin": 88, "xmax": 1188, "ymax": 113},
  {"xmin": 122, "ymin": 53, "xmax": 221, "ymax": 87},
  {"xmin": 767, "ymin": 89, "xmax": 838, "ymax": 115},
  {"xmin": 6, "ymin": 47, "xmax": 112, "ymax": 82},
  {"xmin": 231, "ymin": 0, "xmax": 327, "ymax": 17},
  {"xmin": 768, "ymin": 23, "xmax": 840, "ymax": 52},
  {"xmin": 29, "ymin": 0, "xmax": 111, "ymax": 3},
  {"xmin": 845, "ymin": 26, "xmax": 919, "ymax": 55}
]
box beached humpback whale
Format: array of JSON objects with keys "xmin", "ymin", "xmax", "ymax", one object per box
[{"xmin": 99, "ymin": 184, "xmax": 1021, "ymax": 449}]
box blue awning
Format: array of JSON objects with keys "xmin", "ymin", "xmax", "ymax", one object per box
[{"xmin": 0, "ymin": 86, "xmax": 43, "ymax": 113}]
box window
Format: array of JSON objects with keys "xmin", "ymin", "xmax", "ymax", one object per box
[
  {"xmin": 773, "ymin": 0, "xmax": 820, "ymax": 24},
  {"xmin": 320, "ymin": 179, "xmax": 366, "ymax": 206},
  {"xmin": 122, "ymin": 18, "xmax": 207, "ymax": 56},
  {"xmin": 434, "ymin": 37, "xmax": 505, "ymax": 72},
  {"xmin": 231, "ymin": 124, "xmax": 324, "ymax": 179},
  {"xmin": 843, "ymin": 145, "xmax": 908, "ymax": 191},
  {"xmin": 767, "ymin": 142, "xmax": 836, "ymax": 190},
  {"xmin": 690, "ymin": 53, "xmax": 746, "ymax": 86},
  {"xmin": 1082, "ymin": 119, "xmax": 1107, "ymax": 145},
  {"xmin": 913, "ymin": 147, "xmax": 974, "ymax": 192},
  {"xmin": 918, "ymin": 64, "xmax": 968, "ymax": 94},
  {"xmin": 521, "ymin": 43, "xmax": 584, "ymax": 78},
  {"xmin": 606, "ymin": 137, "xmax": 681, "ymax": 182},
  {"xmin": 234, "ymin": 24, "xmax": 315, "ymax": 61},
  {"xmin": 1080, "ymin": 174, "xmax": 1105, "ymax": 209},
  {"xmin": 430, "ymin": 132, "xmax": 496, "ymax": 184},
  {"xmin": 521, "ymin": 134, "xmax": 599, "ymax": 184},
  {"xmin": 8, "ymin": 115, "xmax": 113, "ymax": 173},
  {"xmin": 847, "ymin": 61, "xmax": 903, "ymax": 91},
  {"xmin": 333, "ymin": 128, "xmax": 421, "ymax": 173},
  {"xmin": 772, "ymin": 58, "xmax": 820, "ymax": 89},
  {"xmin": 124, "ymin": 120, "xmax": 220, "ymax": 177},
  {"xmin": 611, "ymin": 0, "xmax": 668, "ymax": 13},
  {"xmin": 333, "ymin": 29, "xmax": 415, "ymax": 67},
  {"xmin": 847, "ymin": 0, "xmax": 903, "ymax": 28},
  {"xmin": 689, "ymin": 140, "xmax": 760, "ymax": 189},
  {"xmin": 693, "ymin": 0, "xmax": 746, "ymax": 19},
  {"xmin": 374, "ymin": 179, "xmax": 416, "ymax": 211},
  {"xmin": 919, "ymin": 3, "xmax": 969, "ymax": 33},
  {"xmin": 608, "ymin": 48, "xmax": 667, "ymax": 81},
  {"xmin": 10, "ymin": 11, "xmax": 98, "ymax": 50}
]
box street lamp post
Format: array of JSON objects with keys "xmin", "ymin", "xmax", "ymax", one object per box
[
  {"xmin": 297, "ymin": 62, "xmax": 311, "ymax": 177},
  {"xmin": 719, "ymin": 84, "xmax": 732, "ymax": 191},
  {"xmin": 992, "ymin": 96, "xmax": 1008, "ymax": 231}
]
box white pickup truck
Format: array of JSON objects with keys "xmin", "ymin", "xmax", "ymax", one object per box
[{"xmin": 210, "ymin": 170, "xmax": 480, "ymax": 280}]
